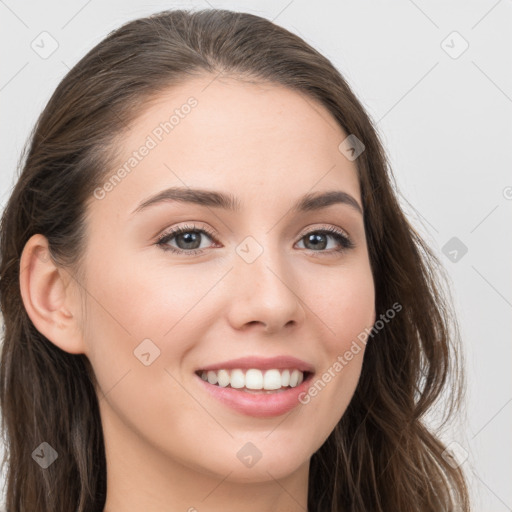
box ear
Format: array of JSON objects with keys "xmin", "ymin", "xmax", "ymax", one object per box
[{"xmin": 19, "ymin": 233, "xmax": 86, "ymax": 355}]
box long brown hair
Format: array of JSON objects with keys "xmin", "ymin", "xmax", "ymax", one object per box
[{"xmin": 0, "ymin": 8, "xmax": 470, "ymax": 511}]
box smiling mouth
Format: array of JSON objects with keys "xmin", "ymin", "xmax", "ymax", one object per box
[{"xmin": 195, "ymin": 368, "xmax": 312, "ymax": 393}]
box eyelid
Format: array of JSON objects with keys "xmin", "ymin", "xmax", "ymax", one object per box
[
  {"xmin": 156, "ymin": 222, "xmax": 352, "ymax": 241},
  {"xmin": 297, "ymin": 223, "xmax": 351, "ymax": 240},
  {"xmin": 156, "ymin": 222, "xmax": 218, "ymax": 244}
]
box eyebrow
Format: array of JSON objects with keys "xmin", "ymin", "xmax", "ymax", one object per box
[{"xmin": 131, "ymin": 187, "xmax": 363, "ymax": 216}]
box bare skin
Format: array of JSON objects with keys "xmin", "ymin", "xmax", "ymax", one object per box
[{"xmin": 19, "ymin": 75, "xmax": 375, "ymax": 511}]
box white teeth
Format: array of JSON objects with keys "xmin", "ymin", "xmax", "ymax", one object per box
[
  {"xmin": 245, "ymin": 369, "xmax": 263, "ymax": 389},
  {"xmin": 263, "ymin": 369, "xmax": 282, "ymax": 390},
  {"xmin": 217, "ymin": 369, "xmax": 230, "ymax": 387},
  {"xmin": 289, "ymin": 369, "xmax": 300, "ymax": 387},
  {"xmin": 230, "ymin": 369, "xmax": 245, "ymax": 389},
  {"xmin": 281, "ymin": 369, "xmax": 290, "ymax": 387},
  {"xmin": 199, "ymin": 368, "xmax": 306, "ymax": 390}
]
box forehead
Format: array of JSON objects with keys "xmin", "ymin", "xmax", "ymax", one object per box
[{"xmin": 90, "ymin": 75, "xmax": 361, "ymax": 221}]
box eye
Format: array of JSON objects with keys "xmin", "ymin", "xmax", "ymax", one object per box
[
  {"xmin": 295, "ymin": 225, "xmax": 355, "ymax": 256},
  {"xmin": 155, "ymin": 223, "xmax": 355, "ymax": 256},
  {"xmin": 156, "ymin": 223, "xmax": 219, "ymax": 256}
]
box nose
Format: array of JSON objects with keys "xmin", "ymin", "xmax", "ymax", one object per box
[{"xmin": 225, "ymin": 244, "xmax": 306, "ymax": 335}]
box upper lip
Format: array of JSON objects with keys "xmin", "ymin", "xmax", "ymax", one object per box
[{"xmin": 197, "ymin": 355, "xmax": 315, "ymax": 373}]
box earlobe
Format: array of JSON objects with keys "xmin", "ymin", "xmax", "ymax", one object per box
[{"xmin": 19, "ymin": 233, "xmax": 86, "ymax": 355}]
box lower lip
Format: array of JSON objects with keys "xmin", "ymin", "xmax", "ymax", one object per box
[{"xmin": 196, "ymin": 373, "xmax": 312, "ymax": 418}]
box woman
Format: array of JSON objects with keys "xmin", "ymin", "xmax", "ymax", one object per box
[{"xmin": 0, "ymin": 8, "xmax": 470, "ymax": 511}]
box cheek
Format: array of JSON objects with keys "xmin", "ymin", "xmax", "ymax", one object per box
[
  {"xmin": 297, "ymin": 262, "xmax": 374, "ymax": 426},
  {"xmin": 83, "ymin": 246, "xmax": 208, "ymax": 341},
  {"xmin": 308, "ymin": 260, "xmax": 376, "ymax": 352},
  {"xmin": 80, "ymin": 252, "xmax": 223, "ymax": 392},
  {"xmin": 80, "ymin": 258, "xmax": 214, "ymax": 448},
  {"xmin": 326, "ymin": 267, "xmax": 375, "ymax": 388}
]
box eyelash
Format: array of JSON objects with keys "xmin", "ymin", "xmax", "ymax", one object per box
[{"xmin": 155, "ymin": 223, "xmax": 355, "ymax": 258}]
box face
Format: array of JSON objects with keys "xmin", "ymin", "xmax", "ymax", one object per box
[{"xmin": 78, "ymin": 76, "xmax": 375, "ymax": 484}]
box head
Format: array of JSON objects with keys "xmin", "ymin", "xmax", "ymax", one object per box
[{"xmin": 0, "ymin": 8, "xmax": 469, "ymax": 512}]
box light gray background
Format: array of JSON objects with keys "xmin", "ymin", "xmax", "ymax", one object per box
[{"xmin": 1, "ymin": 1, "xmax": 511, "ymax": 510}]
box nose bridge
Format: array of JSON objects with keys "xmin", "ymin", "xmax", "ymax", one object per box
[
  {"xmin": 241, "ymin": 241, "xmax": 285, "ymax": 294},
  {"xmin": 227, "ymin": 232, "xmax": 305, "ymax": 332},
  {"xmin": 236, "ymin": 230, "xmax": 287, "ymax": 291}
]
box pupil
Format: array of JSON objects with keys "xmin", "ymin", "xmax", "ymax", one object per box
[
  {"xmin": 307, "ymin": 233, "xmax": 326, "ymax": 250},
  {"xmin": 179, "ymin": 232, "xmax": 200, "ymax": 249}
]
